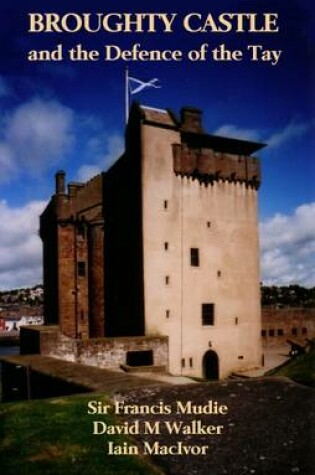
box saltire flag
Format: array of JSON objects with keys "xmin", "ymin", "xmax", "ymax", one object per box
[{"xmin": 128, "ymin": 76, "xmax": 161, "ymax": 95}]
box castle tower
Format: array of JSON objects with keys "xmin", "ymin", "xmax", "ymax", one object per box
[
  {"xmin": 123, "ymin": 104, "xmax": 264, "ymax": 378},
  {"xmin": 40, "ymin": 103, "xmax": 265, "ymax": 378},
  {"xmin": 40, "ymin": 173, "xmax": 105, "ymax": 339}
]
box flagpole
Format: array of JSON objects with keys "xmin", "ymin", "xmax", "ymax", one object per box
[
  {"xmin": 126, "ymin": 72, "xmax": 161, "ymax": 121},
  {"xmin": 125, "ymin": 66, "xmax": 129, "ymax": 125}
]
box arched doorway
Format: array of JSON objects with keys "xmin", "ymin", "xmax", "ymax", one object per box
[{"xmin": 203, "ymin": 350, "xmax": 219, "ymax": 380}]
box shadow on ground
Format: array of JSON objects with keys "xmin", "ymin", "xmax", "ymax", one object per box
[{"xmin": 117, "ymin": 377, "xmax": 314, "ymax": 475}]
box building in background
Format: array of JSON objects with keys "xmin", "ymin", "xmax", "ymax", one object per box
[{"xmin": 39, "ymin": 103, "xmax": 265, "ymax": 378}]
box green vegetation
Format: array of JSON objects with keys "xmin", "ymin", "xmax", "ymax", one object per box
[
  {"xmin": 261, "ymin": 284, "xmax": 315, "ymax": 308},
  {"xmin": 267, "ymin": 347, "xmax": 315, "ymax": 387},
  {"xmin": 0, "ymin": 393, "xmax": 161, "ymax": 475}
]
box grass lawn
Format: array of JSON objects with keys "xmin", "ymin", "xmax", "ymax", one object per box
[
  {"xmin": 0, "ymin": 393, "xmax": 161, "ymax": 475},
  {"xmin": 267, "ymin": 346, "xmax": 315, "ymax": 386}
]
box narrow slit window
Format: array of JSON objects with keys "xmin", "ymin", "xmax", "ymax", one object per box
[
  {"xmin": 165, "ymin": 276, "xmax": 170, "ymax": 285},
  {"xmin": 77, "ymin": 261, "xmax": 86, "ymax": 277},
  {"xmin": 164, "ymin": 200, "xmax": 168, "ymax": 210},
  {"xmin": 77, "ymin": 222, "xmax": 85, "ymax": 238},
  {"xmin": 164, "ymin": 242, "xmax": 169, "ymax": 251},
  {"xmin": 190, "ymin": 248, "xmax": 200, "ymax": 267},
  {"xmin": 166, "ymin": 309, "xmax": 170, "ymax": 318}
]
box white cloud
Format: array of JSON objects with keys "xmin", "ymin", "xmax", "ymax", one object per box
[
  {"xmin": 260, "ymin": 203, "xmax": 315, "ymax": 286},
  {"xmin": 0, "ymin": 97, "xmax": 74, "ymax": 183},
  {"xmin": 0, "ymin": 143, "xmax": 17, "ymax": 177},
  {"xmin": 77, "ymin": 164, "xmax": 102, "ymax": 182},
  {"xmin": 0, "ymin": 200, "xmax": 46, "ymax": 290},
  {"xmin": 1, "ymin": 199, "xmax": 313, "ymax": 290},
  {"xmin": 213, "ymin": 124, "xmax": 260, "ymax": 142},
  {"xmin": 214, "ymin": 120, "xmax": 313, "ymax": 149},
  {"xmin": 99, "ymin": 134, "xmax": 124, "ymax": 168},
  {"xmin": 76, "ymin": 134, "xmax": 124, "ymax": 182},
  {"xmin": 267, "ymin": 121, "xmax": 312, "ymax": 148}
]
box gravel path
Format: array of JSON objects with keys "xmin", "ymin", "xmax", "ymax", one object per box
[{"xmin": 115, "ymin": 377, "xmax": 314, "ymax": 475}]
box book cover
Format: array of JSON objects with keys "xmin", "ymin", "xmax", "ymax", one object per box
[{"xmin": 0, "ymin": 1, "xmax": 314, "ymax": 474}]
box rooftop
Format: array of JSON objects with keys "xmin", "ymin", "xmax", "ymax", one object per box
[{"xmin": 137, "ymin": 103, "xmax": 266, "ymax": 156}]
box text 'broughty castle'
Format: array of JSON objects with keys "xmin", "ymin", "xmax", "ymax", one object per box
[{"xmin": 39, "ymin": 103, "xmax": 265, "ymax": 379}]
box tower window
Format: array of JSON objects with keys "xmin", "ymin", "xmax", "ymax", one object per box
[
  {"xmin": 164, "ymin": 242, "xmax": 169, "ymax": 251},
  {"xmin": 181, "ymin": 358, "xmax": 185, "ymax": 368},
  {"xmin": 269, "ymin": 329, "xmax": 274, "ymax": 337},
  {"xmin": 202, "ymin": 303, "xmax": 214, "ymax": 326},
  {"xmin": 189, "ymin": 357, "xmax": 193, "ymax": 368},
  {"xmin": 164, "ymin": 200, "xmax": 168, "ymax": 210},
  {"xmin": 190, "ymin": 248, "xmax": 200, "ymax": 267},
  {"xmin": 77, "ymin": 222, "xmax": 85, "ymax": 238},
  {"xmin": 166, "ymin": 309, "xmax": 170, "ymax": 318},
  {"xmin": 77, "ymin": 261, "xmax": 86, "ymax": 277},
  {"xmin": 207, "ymin": 221, "xmax": 211, "ymax": 228},
  {"xmin": 165, "ymin": 276, "xmax": 170, "ymax": 285}
]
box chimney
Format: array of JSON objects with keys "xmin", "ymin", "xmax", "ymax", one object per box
[
  {"xmin": 68, "ymin": 182, "xmax": 83, "ymax": 197},
  {"xmin": 180, "ymin": 107, "xmax": 203, "ymax": 133},
  {"xmin": 55, "ymin": 170, "xmax": 66, "ymax": 195}
]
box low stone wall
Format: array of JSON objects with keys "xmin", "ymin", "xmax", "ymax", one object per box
[
  {"xmin": 40, "ymin": 329, "xmax": 78, "ymax": 362},
  {"xmin": 77, "ymin": 336, "xmax": 168, "ymax": 369},
  {"xmin": 20, "ymin": 326, "xmax": 169, "ymax": 370},
  {"xmin": 0, "ymin": 332, "xmax": 20, "ymax": 345},
  {"xmin": 1, "ymin": 359, "xmax": 90, "ymax": 402},
  {"xmin": 19, "ymin": 326, "xmax": 75, "ymax": 358}
]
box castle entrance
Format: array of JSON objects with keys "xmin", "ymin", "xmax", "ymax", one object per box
[{"xmin": 203, "ymin": 350, "xmax": 219, "ymax": 380}]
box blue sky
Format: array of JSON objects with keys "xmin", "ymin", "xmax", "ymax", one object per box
[{"xmin": 0, "ymin": 0, "xmax": 314, "ymax": 289}]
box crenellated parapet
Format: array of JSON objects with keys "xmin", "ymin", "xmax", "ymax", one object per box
[
  {"xmin": 40, "ymin": 172, "xmax": 104, "ymax": 226},
  {"xmin": 172, "ymin": 142, "xmax": 261, "ymax": 188}
]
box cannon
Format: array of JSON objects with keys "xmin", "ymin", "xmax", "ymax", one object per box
[{"xmin": 286, "ymin": 339, "xmax": 306, "ymax": 357}]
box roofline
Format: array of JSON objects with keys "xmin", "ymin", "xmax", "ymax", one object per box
[
  {"xmin": 130, "ymin": 103, "xmax": 267, "ymax": 154},
  {"xmin": 182, "ymin": 131, "xmax": 266, "ymax": 156}
]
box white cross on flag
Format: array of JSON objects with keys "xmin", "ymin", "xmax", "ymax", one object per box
[{"xmin": 128, "ymin": 76, "xmax": 161, "ymax": 95}]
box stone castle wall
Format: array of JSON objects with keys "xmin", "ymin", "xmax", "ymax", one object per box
[
  {"xmin": 261, "ymin": 307, "xmax": 315, "ymax": 346},
  {"xmin": 173, "ymin": 144, "xmax": 260, "ymax": 187},
  {"xmin": 21, "ymin": 326, "xmax": 168, "ymax": 370}
]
